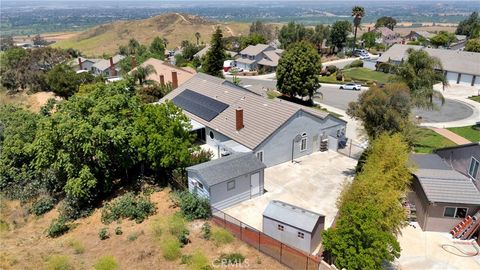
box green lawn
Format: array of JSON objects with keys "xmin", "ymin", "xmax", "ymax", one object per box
[
  {"xmin": 319, "ymin": 67, "xmax": 393, "ymax": 86},
  {"xmin": 469, "ymin": 96, "xmax": 480, "ymax": 103},
  {"xmin": 447, "ymin": 126, "xmax": 480, "ymax": 142},
  {"xmin": 413, "ymin": 128, "xmax": 456, "ymax": 153}
]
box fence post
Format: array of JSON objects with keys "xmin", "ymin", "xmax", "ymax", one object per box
[{"xmin": 349, "ymin": 140, "xmax": 353, "ymax": 157}]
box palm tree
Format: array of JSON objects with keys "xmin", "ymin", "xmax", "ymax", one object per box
[
  {"xmin": 351, "ymin": 6, "xmax": 365, "ymax": 51},
  {"xmin": 395, "ymin": 48, "xmax": 447, "ymax": 109},
  {"xmin": 131, "ymin": 64, "xmax": 157, "ymax": 86},
  {"xmin": 195, "ymin": 32, "xmax": 201, "ymax": 45}
]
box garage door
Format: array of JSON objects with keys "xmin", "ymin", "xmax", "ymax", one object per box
[
  {"xmin": 446, "ymin": 71, "xmax": 459, "ymax": 84},
  {"xmin": 459, "ymin": 74, "xmax": 473, "ymax": 86}
]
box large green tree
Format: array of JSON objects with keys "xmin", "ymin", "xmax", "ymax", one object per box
[
  {"xmin": 240, "ymin": 34, "xmax": 267, "ymax": 50},
  {"xmin": 395, "ymin": 48, "xmax": 446, "ymax": 109},
  {"xmin": 203, "ymin": 27, "xmax": 226, "ymax": 78},
  {"xmin": 45, "ymin": 63, "xmax": 95, "ymax": 98},
  {"xmin": 149, "ymin": 37, "xmax": 166, "ymax": 59},
  {"xmin": 456, "ymin": 12, "xmax": 480, "ymax": 38},
  {"xmin": 279, "ymin": 22, "xmax": 311, "ymax": 49},
  {"xmin": 375, "ymin": 16, "xmax": 397, "ymax": 30},
  {"xmin": 361, "ymin": 31, "xmax": 379, "ymax": 49},
  {"xmin": 347, "ymin": 83, "xmax": 412, "ymax": 141},
  {"xmin": 351, "ymin": 6, "xmax": 365, "ymax": 50},
  {"xmin": 329, "ymin": 21, "xmax": 352, "ymax": 50},
  {"xmin": 323, "ymin": 134, "xmax": 411, "ymax": 270},
  {"xmin": 430, "ymin": 31, "xmax": 456, "ymax": 47},
  {"xmin": 131, "ymin": 64, "xmax": 157, "ymax": 86},
  {"xmin": 276, "ymin": 41, "xmax": 321, "ymax": 100}
]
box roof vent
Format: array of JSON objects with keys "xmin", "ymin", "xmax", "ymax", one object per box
[{"xmin": 263, "ymin": 103, "xmax": 268, "ymax": 106}]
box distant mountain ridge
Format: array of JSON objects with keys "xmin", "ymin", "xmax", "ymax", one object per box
[{"xmin": 55, "ymin": 13, "xmax": 250, "ymax": 57}]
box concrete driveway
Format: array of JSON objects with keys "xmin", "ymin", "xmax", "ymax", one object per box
[{"xmin": 222, "ymin": 151, "xmax": 357, "ymax": 232}]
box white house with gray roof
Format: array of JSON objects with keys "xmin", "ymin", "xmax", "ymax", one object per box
[
  {"xmin": 160, "ymin": 73, "xmax": 347, "ymax": 167},
  {"xmin": 236, "ymin": 44, "xmax": 283, "ymax": 72},
  {"xmin": 263, "ymin": 200, "xmax": 325, "ymax": 253},
  {"xmin": 409, "ymin": 145, "xmax": 480, "ymax": 233},
  {"xmin": 91, "ymin": 55, "xmax": 125, "ymax": 77},
  {"xmin": 187, "ymin": 153, "xmax": 266, "ymax": 209},
  {"xmin": 377, "ymin": 44, "xmax": 480, "ymax": 86}
]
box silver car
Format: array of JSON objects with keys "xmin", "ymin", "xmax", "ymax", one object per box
[{"xmin": 339, "ymin": 83, "xmax": 362, "ymax": 91}]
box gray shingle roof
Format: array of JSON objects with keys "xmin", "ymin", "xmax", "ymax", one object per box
[
  {"xmin": 186, "ymin": 153, "xmax": 265, "ymax": 186},
  {"xmin": 415, "ymin": 169, "xmax": 480, "ymax": 205},
  {"xmin": 263, "ymin": 200, "xmax": 324, "ymax": 233},
  {"xmin": 92, "ymin": 55, "xmax": 125, "ymax": 71},
  {"xmin": 409, "ymin": 154, "xmax": 451, "ymax": 170},
  {"xmin": 160, "ymin": 73, "xmax": 333, "ymax": 150},
  {"xmin": 377, "ymin": 44, "xmax": 480, "ymax": 76},
  {"xmin": 240, "ymin": 44, "xmax": 272, "ymax": 56}
]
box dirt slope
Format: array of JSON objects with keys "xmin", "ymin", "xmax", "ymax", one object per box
[{"xmin": 54, "ymin": 13, "xmax": 250, "ymax": 57}]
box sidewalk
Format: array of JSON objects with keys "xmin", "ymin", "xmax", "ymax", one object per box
[{"xmin": 430, "ymin": 127, "xmax": 471, "ymax": 145}]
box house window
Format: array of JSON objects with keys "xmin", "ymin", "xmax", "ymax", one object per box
[
  {"xmin": 209, "ymin": 131, "xmax": 215, "ymax": 140},
  {"xmin": 227, "ymin": 180, "xmax": 235, "ymax": 191},
  {"xmin": 297, "ymin": 232, "xmax": 304, "ymax": 239},
  {"xmin": 256, "ymin": 151, "xmax": 264, "ymax": 162},
  {"xmin": 444, "ymin": 207, "xmax": 468, "ymax": 218},
  {"xmin": 277, "ymin": 224, "xmax": 284, "ymax": 231},
  {"xmin": 468, "ymin": 157, "xmax": 479, "ymax": 179},
  {"xmin": 300, "ymin": 133, "xmax": 307, "ymax": 152}
]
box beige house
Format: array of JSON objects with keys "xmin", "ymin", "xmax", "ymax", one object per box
[{"xmin": 129, "ymin": 58, "xmax": 196, "ymax": 88}]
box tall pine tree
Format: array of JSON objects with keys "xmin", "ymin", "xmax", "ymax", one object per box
[{"xmin": 203, "ymin": 27, "xmax": 226, "ymax": 78}]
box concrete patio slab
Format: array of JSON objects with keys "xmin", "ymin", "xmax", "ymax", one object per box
[{"xmin": 222, "ymin": 151, "xmax": 357, "ymax": 232}]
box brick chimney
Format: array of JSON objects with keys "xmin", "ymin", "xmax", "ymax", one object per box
[
  {"xmin": 131, "ymin": 56, "xmax": 137, "ymax": 69},
  {"xmin": 171, "ymin": 71, "xmax": 178, "ymax": 89},
  {"xmin": 235, "ymin": 107, "xmax": 244, "ymax": 131},
  {"xmin": 78, "ymin": 57, "xmax": 83, "ymax": 70},
  {"xmin": 109, "ymin": 57, "xmax": 116, "ymax": 77},
  {"xmin": 159, "ymin": 74, "xmax": 165, "ymax": 86}
]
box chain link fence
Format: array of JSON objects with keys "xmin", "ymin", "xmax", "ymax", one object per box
[{"xmin": 337, "ymin": 139, "xmax": 367, "ymax": 160}]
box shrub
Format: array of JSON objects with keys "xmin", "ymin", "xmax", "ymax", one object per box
[
  {"xmin": 349, "ymin": 60, "xmax": 364, "ymax": 68},
  {"xmin": 201, "ymin": 222, "xmax": 211, "ymax": 240},
  {"xmin": 47, "ymin": 218, "xmax": 69, "ymax": 238},
  {"xmin": 181, "ymin": 254, "xmax": 193, "ymax": 264},
  {"xmin": 31, "ymin": 196, "xmax": 55, "ymax": 216},
  {"xmin": 98, "ymin": 228, "xmax": 109, "ymax": 240},
  {"xmin": 160, "ymin": 237, "xmax": 182, "ymax": 261},
  {"xmin": 337, "ymin": 52, "xmax": 345, "ymax": 58},
  {"xmin": 45, "ymin": 255, "xmax": 73, "ymax": 270},
  {"xmin": 327, "ymin": 65, "xmax": 338, "ymax": 74},
  {"xmin": 67, "ymin": 239, "xmax": 85, "ymax": 254},
  {"xmin": 189, "ymin": 251, "xmax": 210, "ymax": 270},
  {"xmin": 212, "ymin": 228, "xmax": 234, "ymax": 246},
  {"xmin": 215, "ymin": 253, "xmax": 245, "ymax": 265},
  {"xmin": 127, "ymin": 230, "xmax": 144, "ymax": 241},
  {"xmin": 174, "ymin": 191, "xmax": 210, "ymax": 221},
  {"xmin": 151, "ymin": 218, "xmax": 163, "ymax": 239},
  {"xmin": 336, "ymin": 72, "xmax": 343, "ymax": 81},
  {"xmin": 94, "ymin": 255, "xmax": 118, "ymax": 270},
  {"xmin": 115, "ymin": 227, "xmax": 122, "ymax": 235},
  {"xmin": 167, "ymin": 214, "xmax": 190, "ymax": 246},
  {"xmin": 101, "ymin": 192, "xmax": 156, "ymax": 224}
]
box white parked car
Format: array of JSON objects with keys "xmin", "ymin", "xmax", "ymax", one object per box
[
  {"xmin": 359, "ymin": 53, "xmax": 370, "ymax": 60},
  {"xmin": 339, "ymin": 82, "xmax": 362, "ymax": 91}
]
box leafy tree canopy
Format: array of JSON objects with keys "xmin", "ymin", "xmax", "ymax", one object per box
[
  {"xmin": 375, "ymin": 16, "xmax": 397, "ymax": 30},
  {"xmin": 203, "ymin": 27, "xmax": 226, "ymax": 78},
  {"xmin": 430, "ymin": 31, "xmax": 457, "ymax": 47},
  {"xmin": 465, "ymin": 38, "xmax": 480, "ymax": 52},
  {"xmin": 361, "ymin": 31, "xmax": 379, "ymax": 49},
  {"xmin": 329, "ymin": 21, "xmax": 352, "ymax": 50},
  {"xmin": 276, "ymin": 41, "xmax": 321, "ymax": 100},
  {"xmin": 456, "ymin": 12, "xmax": 480, "ymax": 38},
  {"xmin": 45, "ymin": 63, "xmax": 95, "ymax": 98}
]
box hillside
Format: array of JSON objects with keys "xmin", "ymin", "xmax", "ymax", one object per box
[
  {"xmin": 55, "ymin": 13, "xmax": 250, "ymax": 57},
  {"xmin": 0, "ymin": 189, "xmax": 286, "ymax": 270}
]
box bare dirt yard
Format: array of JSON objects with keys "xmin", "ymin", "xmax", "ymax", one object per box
[
  {"xmin": 0, "ymin": 189, "xmax": 287, "ymax": 270},
  {"xmin": 0, "ymin": 91, "xmax": 61, "ymax": 112}
]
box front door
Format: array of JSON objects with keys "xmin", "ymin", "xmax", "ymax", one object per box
[{"xmin": 250, "ymin": 172, "xmax": 260, "ymax": 197}]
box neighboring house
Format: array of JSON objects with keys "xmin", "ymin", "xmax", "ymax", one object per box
[
  {"xmin": 187, "ymin": 152, "xmax": 266, "ymax": 209},
  {"xmin": 193, "ymin": 45, "xmax": 238, "ymax": 59},
  {"xmin": 129, "ymin": 58, "xmax": 196, "ymax": 88},
  {"xmin": 377, "ymin": 44, "xmax": 480, "ymax": 86},
  {"xmin": 374, "ymin": 27, "xmax": 402, "ymax": 46},
  {"xmin": 236, "ymin": 44, "xmax": 283, "ymax": 72},
  {"xmin": 70, "ymin": 57, "xmax": 101, "ymax": 72},
  {"xmin": 159, "ymin": 73, "xmax": 346, "ymax": 167},
  {"xmin": 449, "ymin": 35, "xmax": 468, "ymax": 50},
  {"xmin": 405, "ymin": 30, "xmax": 435, "ymax": 41},
  {"xmin": 263, "ymin": 200, "xmax": 325, "ymax": 254},
  {"xmin": 408, "ymin": 143, "xmax": 480, "ymax": 233},
  {"xmin": 91, "ymin": 55, "xmax": 125, "ymax": 77}
]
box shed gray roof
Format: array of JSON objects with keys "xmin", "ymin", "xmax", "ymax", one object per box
[
  {"xmin": 263, "ymin": 200, "xmax": 324, "ymax": 233},
  {"xmin": 92, "ymin": 55, "xmax": 125, "ymax": 71},
  {"xmin": 415, "ymin": 169, "xmax": 480, "ymax": 205},
  {"xmin": 377, "ymin": 44, "xmax": 480, "ymax": 76},
  {"xmin": 160, "ymin": 73, "xmax": 335, "ymax": 150},
  {"xmin": 186, "ymin": 153, "xmax": 265, "ymax": 187}
]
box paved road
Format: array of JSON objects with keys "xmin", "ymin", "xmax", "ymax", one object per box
[{"xmin": 234, "ymin": 77, "xmax": 475, "ymax": 123}]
